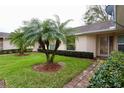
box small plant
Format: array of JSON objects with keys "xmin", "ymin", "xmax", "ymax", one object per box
[
  {"xmin": 88, "ymin": 51, "xmax": 124, "ymax": 88},
  {"xmin": 9, "ymin": 29, "xmax": 31, "ymax": 55}
]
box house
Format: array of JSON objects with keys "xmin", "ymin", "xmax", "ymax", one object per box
[
  {"xmin": 19, "ymin": 5, "xmax": 124, "ymax": 58},
  {"xmin": 39, "ymin": 5, "xmax": 124, "ymax": 58},
  {"xmin": 1, "ymin": 5, "xmax": 124, "ymax": 58},
  {"xmin": 73, "ymin": 5, "xmax": 124, "ymax": 57},
  {"xmin": 0, "ymin": 32, "xmax": 66, "ymax": 51},
  {"xmin": 0, "ymin": 32, "xmax": 17, "ymax": 51}
]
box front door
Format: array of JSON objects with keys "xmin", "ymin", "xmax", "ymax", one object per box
[
  {"xmin": 99, "ymin": 36, "xmax": 109, "ymax": 56},
  {"xmin": 99, "ymin": 36, "xmax": 114, "ymax": 57}
]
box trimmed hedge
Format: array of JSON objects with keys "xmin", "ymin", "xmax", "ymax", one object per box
[
  {"xmin": 38, "ymin": 49, "xmax": 94, "ymax": 59},
  {"xmin": 0, "ymin": 49, "xmax": 32, "ymax": 54}
]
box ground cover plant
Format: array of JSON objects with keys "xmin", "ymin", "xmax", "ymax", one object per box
[{"xmin": 89, "ymin": 51, "xmax": 124, "ymax": 88}]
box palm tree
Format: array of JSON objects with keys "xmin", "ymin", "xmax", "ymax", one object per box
[
  {"xmin": 50, "ymin": 15, "xmax": 73, "ymax": 62},
  {"xmin": 84, "ymin": 5, "xmax": 111, "ymax": 25},
  {"xmin": 9, "ymin": 29, "xmax": 29, "ymax": 55},
  {"xmin": 23, "ymin": 16, "xmax": 72, "ymax": 64}
]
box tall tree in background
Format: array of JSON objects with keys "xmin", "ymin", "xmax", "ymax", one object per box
[{"xmin": 84, "ymin": 5, "xmax": 111, "ymax": 25}]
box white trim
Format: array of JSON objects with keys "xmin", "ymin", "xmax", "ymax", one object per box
[
  {"xmin": 118, "ymin": 43, "xmax": 124, "ymax": 45},
  {"xmin": 107, "ymin": 35, "xmax": 110, "ymax": 55}
]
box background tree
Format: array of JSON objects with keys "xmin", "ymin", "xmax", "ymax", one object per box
[
  {"xmin": 9, "ymin": 29, "xmax": 29, "ymax": 55},
  {"xmin": 84, "ymin": 5, "xmax": 111, "ymax": 25},
  {"xmin": 23, "ymin": 16, "xmax": 72, "ymax": 64}
]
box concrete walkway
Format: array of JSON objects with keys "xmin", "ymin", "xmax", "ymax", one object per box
[{"xmin": 64, "ymin": 62, "xmax": 99, "ymax": 88}]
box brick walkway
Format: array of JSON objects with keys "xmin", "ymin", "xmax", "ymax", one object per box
[
  {"xmin": 64, "ymin": 62, "xmax": 99, "ymax": 88},
  {"xmin": 0, "ymin": 80, "xmax": 5, "ymax": 88}
]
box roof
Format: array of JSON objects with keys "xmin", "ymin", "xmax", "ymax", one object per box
[
  {"xmin": 0, "ymin": 32, "xmax": 10, "ymax": 38},
  {"xmin": 71, "ymin": 21, "xmax": 116, "ymax": 35},
  {"xmin": 0, "ymin": 21, "xmax": 117, "ymax": 38}
]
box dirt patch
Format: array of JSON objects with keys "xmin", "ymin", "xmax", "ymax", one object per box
[{"xmin": 33, "ymin": 62, "xmax": 64, "ymax": 72}]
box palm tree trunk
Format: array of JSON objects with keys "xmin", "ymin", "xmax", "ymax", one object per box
[
  {"xmin": 20, "ymin": 49, "xmax": 24, "ymax": 55},
  {"xmin": 45, "ymin": 40, "xmax": 53, "ymax": 64},
  {"xmin": 49, "ymin": 53, "xmax": 55, "ymax": 63},
  {"xmin": 46, "ymin": 53, "xmax": 50, "ymax": 63},
  {"xmin": 49, "ymin": 40, "xmax": 61, "ymax": 63},
  {"xmin": 38, "ymin": 38, "xmax": 60, "ymax": 64},
  {"xmin": 38, "ymin": 38, "xmax": 50, "ymax": 63}
]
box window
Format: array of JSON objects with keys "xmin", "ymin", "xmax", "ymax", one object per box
[
  {"xmin": 66, "ymin": 36, "xmax": 75, "ymax": 50},
  {"xmin": 118, "ymin": 35, "xmax": 124, "ymax": 52},
  {"xmin": 49, "ymin": 44, "xmax": 55, "ymax": 50},
  {"xmin": 99, "ymin": 36, "xmax": 108, "ymax": 55}
]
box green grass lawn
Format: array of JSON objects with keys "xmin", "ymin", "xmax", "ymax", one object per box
[{"xmin": 0, "ymin": 52, "xmax": 92, "ymax": 88}]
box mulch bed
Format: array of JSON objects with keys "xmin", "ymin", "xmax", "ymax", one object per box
[{"xmin": 33, "ymin": 62, "xmax": 64, "ymax": 72}]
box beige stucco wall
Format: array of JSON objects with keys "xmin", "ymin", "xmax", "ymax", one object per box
[
  {"xmin": 3, "ymin": 39, "xmax": 17, "ymax": 50},
  {"xmin": 32, "ymin": 41, "xmax": 66, "ymax": 51},
  {"xmin": 33, "ymin": 43, "xmax": 39, "ymax": 51},
  {"xmin": 116, "ymin": 5, "xmax": 124, "ymax": 29},
  {"xmin": 2, "ymin": 39, "xmax": 41, "ymax": 51},
  {"xmin": 75, "ymin": 35, "xmax": 87, "ymax": 51},
  {"xmin": 0, "ymin": 38, "xmax": 3, "ymax": 50},
  {"xmin": 87, "ymin": 35, "xmax": 96, "ymax": 57},
  {"xmin": 58, "ymin": 42, "xmax": 66, "ymax": 50},
  {"xmin": 75, "ymin": 35, "xmax": 96, "ymax": 57},
  {"xmin": 113, "ymin": 35, "xmax": 118, "ymax": 51}
]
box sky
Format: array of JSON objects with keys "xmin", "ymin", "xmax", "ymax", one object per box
[
  {"xmin": 1, "ymin": 0, "xmax": 122, "ymax": 33},
  {"xmin": 0, "ymin": 5, "xmax": 87, "ymax": 33}
]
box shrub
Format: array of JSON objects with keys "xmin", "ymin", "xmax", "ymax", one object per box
[
  {"xmin": 38, "ymin": 49, "xmax": 94, "ymax": 59},
  {"xmin": 88, "ymin": 51, "xmax": 124, "ymax": 88},
  {"xmin": 0, "ymin": 49, "xmax": 32, "ymax": 54}
]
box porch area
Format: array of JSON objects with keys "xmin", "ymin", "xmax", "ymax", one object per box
[
  {"xmin": 96, "ymin": 31, "xmax": 124, "ymax": 57},
  {"xmin": 75, "ymin": 30, "xmax": 124, "ymax": 58}
]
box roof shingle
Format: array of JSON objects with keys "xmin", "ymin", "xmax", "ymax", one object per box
[
  {"xmin": 71, "ymin": 21, "xmax": 115, "ymax": 35},
  {"xmin": 0, "ymin": 32, "xmax": 10, "ymax": 38}
]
